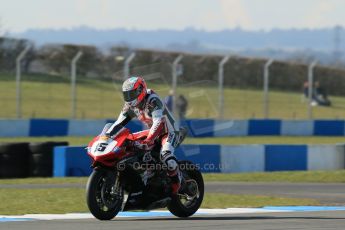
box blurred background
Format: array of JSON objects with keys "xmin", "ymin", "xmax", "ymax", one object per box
[{"xmin": 1, "ymin": 0, "xmax": 345, "ymax": 120}]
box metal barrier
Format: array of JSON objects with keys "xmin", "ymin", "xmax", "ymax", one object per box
[{"xmin": 1, "ymin": 42, "xmax": 345, "ymax": 119}]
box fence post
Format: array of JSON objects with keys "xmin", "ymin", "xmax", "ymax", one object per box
[
  {"xmin": 15, "ymin": 45, "xmax": 31, "ymax": 118},
  {"xmin": 70, "ymin": 51, "xmax": 83, "ymax": 119},
  {"xmin": 263, "ymin": 59, "xmax": 274, "ymax": 119},
  {"xmin": 172, "ymin": 54, "xmax": 184, "ymax": 118},
  {"xmin": 308, "ymin": 60, "xmax": 318, "ymax": 119},
  {"xmin": 218, "ymin": 56, "xmax": 230, "ymax": 119},
  {"xmin": 123, "ymin": 52, "xmax": 136, "ymax": 80}
]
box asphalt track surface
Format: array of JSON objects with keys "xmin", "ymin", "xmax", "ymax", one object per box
[
  {"xmin": 2, "ymin": 211, "xmax": 345, "ymax": 230},
  {"xmin": 206, "ymin": 182, "xmax": 345, "ymax": 205}
]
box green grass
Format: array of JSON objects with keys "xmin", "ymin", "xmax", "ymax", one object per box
[
  {"xmin": 0, "ymin": 188, "xmax": 319, "ymax": 215},
  {"xmin": 1, "ymin": 170, "xmax": 340, "ymax": 215},
  {"xmin": 2, "ymin": 170, "xmax": 345, "ymax": 185},
  {"xmin": 0, "ymin": 177, "xmax": 88, "ymax": 185},
  {"xmin": 202, "ymin": 170, "xmax": 345, "ymax": 183},
  {"xmin": 2, "ymin": 73, "xmax": 345, "ymax": 119},
  {"xmin": 0, "ymin": 188, "xmax": 88, "ymax": 215},
  {"xmin": 0, "ymin": 136, "xmax": 91, "ymax": 146},
  {"xmin": 185, "ymin": 136, "xmax": 345, "ymax": 145},
  {"xmin": 1, "ymin": 136, "xmax": 345, "ymax": 146}
]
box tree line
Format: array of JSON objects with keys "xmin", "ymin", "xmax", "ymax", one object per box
[{"xmin": 1, "ymin": 37, "xmax": 345, "ymax": 96}]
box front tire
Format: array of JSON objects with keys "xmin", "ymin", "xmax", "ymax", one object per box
[
  {"xmin": 168, "ymin": 161, "xmax": 204, "ymax": 217},
  {"xmin": 86, "ymin": 169, "xmax": 123, "ymax": 220}
]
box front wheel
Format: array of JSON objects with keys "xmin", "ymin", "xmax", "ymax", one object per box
[
  {"xmin": 168, "ymin": 161, "xmax": 204, "ymax": 217},
  {"xmin": 86, "ymin": 169, "xmax": 123, "ymax": 220}
]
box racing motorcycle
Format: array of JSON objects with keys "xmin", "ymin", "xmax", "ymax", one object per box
[{"xmin": 85, "ymin": 124, "xmax": 204, "ymax": 220}]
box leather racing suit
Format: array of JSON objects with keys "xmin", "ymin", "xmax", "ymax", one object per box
[{"xmin": 105, "ymin": 89, "xmax": 181, "ymax": 181}]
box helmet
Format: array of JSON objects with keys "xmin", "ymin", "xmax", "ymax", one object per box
[{"xmin": 122, "ymin": 76, "xmax": 147, "ymax": 107}]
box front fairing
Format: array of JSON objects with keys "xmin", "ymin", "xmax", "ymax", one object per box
[{"xmin": 87, "ymin": 128, "xmax": 130, "ymax": 166}]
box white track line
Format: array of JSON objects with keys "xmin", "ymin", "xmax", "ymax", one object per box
[
  {"xmin": 0, "ymin": 208, "xmax": 292, "ymax": 221},
  {"xmin": 3, "ymin": 206, "xmax": 345, "ymax": 221}
]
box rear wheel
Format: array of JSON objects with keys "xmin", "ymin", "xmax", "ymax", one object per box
[
  {"xmin": 168, "ymin": 161, "xmax": 204, "ymax": 217},
  {"xmin": 86, "ymin": 169, "xmax": 123, "ymax": 220}
]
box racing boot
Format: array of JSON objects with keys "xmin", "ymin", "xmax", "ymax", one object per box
[{"xmin": 168, "ymin": 169, "xmax": 182, "ymax": 195}]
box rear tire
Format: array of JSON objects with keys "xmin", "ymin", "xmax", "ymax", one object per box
[
  {"xmin": 86, "ymin": 169, "xmax": 123, "ymax": 220},
  {"xmin": 168, "ymin": 161, "xmax": 204, "ymax": 218}
]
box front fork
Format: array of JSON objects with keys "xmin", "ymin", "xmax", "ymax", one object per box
[
  {"xmin": 111, "ymin": 170, "xmax": 128, "ymax": 211},
  {"xmin": 111, "ymin": 171, "xmax": 121, "ymax": 195}
]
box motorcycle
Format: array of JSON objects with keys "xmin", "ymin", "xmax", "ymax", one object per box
[{"xmin": 85, "ymin": 124, "xmax": 204, "ymax": 220}]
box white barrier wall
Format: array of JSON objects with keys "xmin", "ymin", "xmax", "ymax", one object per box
[
  {"xmin": 0, "ymin": 119, "xmax": 30, "ymax": 137},
  {"xmin": 220, "ymin": 145, "xmax": 265, "ymax": 173},
  {"xmin": 68, "ymin": 120, "xmax": 106, "ymax": 136},
  {"xmin": 213, "ymin": 120, "xmax": 248, "ymax": 137},
  {"xmin": 281, "ymin": 120, "xmax": 314, "ymax": 136},
  {"xmin": 2, "ymin": 119, "xmax": 345, "ymax": 137},
  {"xmin": 307, "ymin": 145, "xmax": 345, "ymax": 170}
]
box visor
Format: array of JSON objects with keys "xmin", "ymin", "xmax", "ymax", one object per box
[{"xmin": 123, "ymin": 86, "xmax": 142, "ymax": 102}]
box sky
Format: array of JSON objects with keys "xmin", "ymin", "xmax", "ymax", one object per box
[{"xmin": 0, "ymin": 0, "xmax": 344, "ymax": 33}]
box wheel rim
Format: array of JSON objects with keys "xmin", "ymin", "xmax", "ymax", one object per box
[
  {"xmin": 95, "ymin": 173, "xmax": 123, "ymax": 212},
  {"xmin": 178, "ymin": 178, "xmax": 200, "ymax": 209}
]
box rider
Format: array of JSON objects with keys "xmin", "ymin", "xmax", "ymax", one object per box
[{"xmin": 105, "ymin": 76, "xmax": 181, "ymax": 194}]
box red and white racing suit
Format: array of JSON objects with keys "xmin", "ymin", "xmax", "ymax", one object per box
[{"xmin": 105, "ymin": 89, "xmax": 180, "ymax": 176}]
